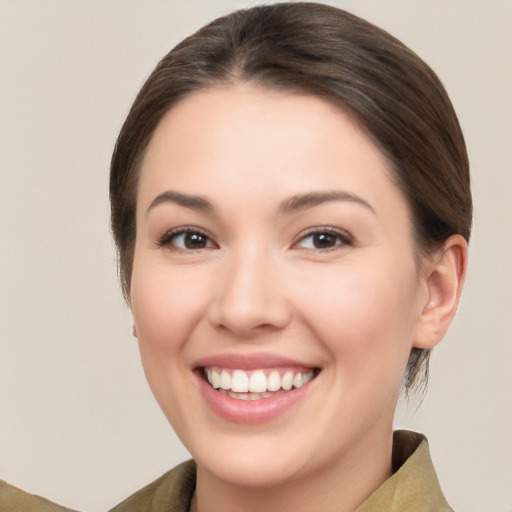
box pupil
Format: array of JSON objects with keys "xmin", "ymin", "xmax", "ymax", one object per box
[
  {"xmin": 313, "ymin": 233, "xmax": 336, "ymax": 248},
  {"xmin": 185, "ymin": 233, "xmax": 206, "ymax": 249}
]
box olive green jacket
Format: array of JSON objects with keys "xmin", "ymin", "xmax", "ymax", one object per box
[
  {"xmin": 0, "ymin": 481, "xmax": 77, "ymax": 512},
  {"xmin": 109, "ymin": 430, "xmax": 454, "ymax": 512}
]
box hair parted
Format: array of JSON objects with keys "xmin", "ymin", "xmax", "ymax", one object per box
[{"xmin": 110, "ymin": 2, "xmax": 471, "ymax": 392}]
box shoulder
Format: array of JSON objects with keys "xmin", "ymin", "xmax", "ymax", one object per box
[
  {"xmin": 0, "ymin": 480, "xmax": 78, "ymax": 512},
  {"xmin": 109, "ymin": 460, "xmax": 196, "ymax": 512},
  {"xmin": 356, "ymin": 430, "xmax": 454, "ymax": 512}
]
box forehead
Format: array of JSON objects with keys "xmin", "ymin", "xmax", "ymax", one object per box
[
  {"xmin": 143, "ymin": 83, "xmax": 374, "ymax": 165},
  {"xmin": 137, "ymin": 83, "xmax": 407, "ymax": 219}
]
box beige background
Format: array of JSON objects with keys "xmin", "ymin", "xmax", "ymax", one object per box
[{"xmin": 1, "ymin": 1, "xmax": 511, "ymax": 510}]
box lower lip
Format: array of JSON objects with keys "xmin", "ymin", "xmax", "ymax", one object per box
[{"xmin": 195, "ymin": 371, "xmax": 315, "ymax": 424}]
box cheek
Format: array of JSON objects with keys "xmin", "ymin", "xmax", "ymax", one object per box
[
  {"xmin": 296, "ymin": 259, "xmax": 420, "ymax": 372},
  {"xmin": 129, "ymin": 256, "xmax": 209, "ymax": 429},
  {"xmin": 129, "ymin": 261, "xmax": 216, "ymax": 440},
  {"xmin": 130, "ymin": 257, "xmax": 210, "ymax": 354}
]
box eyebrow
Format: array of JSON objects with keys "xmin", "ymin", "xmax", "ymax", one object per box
[
  {"xmin": 146, "ymin": 189, "xmax": 375, "ymax": 216},
  {"xmin": 146, "ymin": 190, "xmax": 214, "ymax": 214},
  {"xmin": 279, "ymin": 191, "xmax": 375, "ymax": 215}
]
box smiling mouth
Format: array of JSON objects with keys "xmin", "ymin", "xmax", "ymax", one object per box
[{"xmin": 201, "ymin": 367, "xmax": 319, "ymax": 401}]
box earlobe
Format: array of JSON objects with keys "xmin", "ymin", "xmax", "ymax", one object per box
[{"xmin": 413, "ymin": 235, "xmax": 468, "ymax": 349}]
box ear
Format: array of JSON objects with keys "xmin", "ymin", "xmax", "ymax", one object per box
[{"xmin": 413, "ymin": 235, "xmax": 468, "ymax": 349}]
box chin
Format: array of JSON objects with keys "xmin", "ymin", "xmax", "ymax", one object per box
[{"xmin": 197, "ymin": 448, "xmax": 310, "ymax": 489}]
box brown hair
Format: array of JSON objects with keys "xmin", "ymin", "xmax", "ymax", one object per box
[{"xmin": 110, "ymin": 2, "xmax": 471, "ymax": 392}]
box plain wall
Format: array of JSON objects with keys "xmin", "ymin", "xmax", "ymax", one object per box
[{"xmin": 1, "ymin": 1, "xmax": 511, "ymax": 510}]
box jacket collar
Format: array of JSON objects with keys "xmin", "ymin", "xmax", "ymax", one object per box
[{"xmin": 356, "ymin": 430, "xmax": 453, "ymax": 511}]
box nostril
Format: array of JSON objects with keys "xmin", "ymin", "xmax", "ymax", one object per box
[{"xmin": 207, "ymin": 298, "xmax": 292, "ymax": 338}]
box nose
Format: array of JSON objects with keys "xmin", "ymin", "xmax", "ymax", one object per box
[{"xmin": 207, "ymin": 247, "xmax": 292, "ymax": 338}]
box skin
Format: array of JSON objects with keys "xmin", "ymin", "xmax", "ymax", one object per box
[{"xmin": 130, "ymin": 84, "xmax": 467, "ymax": 512}]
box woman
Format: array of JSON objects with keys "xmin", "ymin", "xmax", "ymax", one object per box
[{"xmin": 108, "ymin": 3, "xmax": 470, "ymax": 511}]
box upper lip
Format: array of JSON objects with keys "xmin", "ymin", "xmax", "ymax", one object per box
[{"xmin": 193, "ymin": 352, "xmax": 317, "ymax": 371}]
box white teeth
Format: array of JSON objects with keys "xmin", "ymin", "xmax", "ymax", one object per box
[
  {"xmin": 226, "ymin": 391, "xmax": 267, "ymax": 400},
  {"xmin": 293, "ymin": 373, "xmax": 304, "ymax": 388},
  {"xmin": 211, "ymin": 370, "xmax": 220, "ymax": 389},
  {"xmin": 219, "ymin": 370, "xmax": 231, "ymax": 390},
  {"xmin": 231, "ymin": 370, "xmax": 249, "ymax": 392},
  {"xmin": 281, "ymin": 371, "xmax": 293, "ymax": 390},
  {"xmin": 249, "ymin": 370, "xmax": 267, "ymax": 393},
  {"xmin": 303, "ymin": 370, "xmax": 313, "ymax": 384},
  {"xmin": 206, "ymin": 368, "xmax": 315, "ymax": 395},
  {"xmin": 267, "ymin": 371, "xmax": 281, "ymax": 392}
]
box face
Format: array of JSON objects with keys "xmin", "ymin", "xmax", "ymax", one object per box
[{"xmin": 131, "ymin": 84, "xmax": 429, "ymax": 489}]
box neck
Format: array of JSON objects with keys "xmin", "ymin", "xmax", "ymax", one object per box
[{"xmin": 193, "ymin": 428, "xmax": 393, "ymax": 512}]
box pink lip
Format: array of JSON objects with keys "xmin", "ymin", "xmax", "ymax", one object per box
[
  {"xmin": 196, "ymin": 375, "xmax": 314, "ymax": 424},
  {"xmin": 193, "ymin": 352, "xmax": 318, "ymax": 424},
  {"xmin": 193, "ymin": 352, "xmax": 315, "ymax": 371}
]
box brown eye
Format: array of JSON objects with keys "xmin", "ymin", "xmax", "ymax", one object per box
[
  {"xmin": 159, "ymin": 228, "xmax": 216, "ymax": 250},
  {"xmin": 182, "ymin": 232, "xmax": 210, "ymax": 249},
  {"xmin": 296, "ymin": 228, "xmax": 353, "ymax": 250},
  {"xmin": 311, "ymin": 232, "xmax": 338, "ymax": 249}
]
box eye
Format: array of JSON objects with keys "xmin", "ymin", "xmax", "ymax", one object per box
[
  {"xmin": 157, "ymin": 227, "xmax": 217, "ymax": 251},
  {"xmin": 294, "ymin": 228, "xmax": 353, "ymax": 250}
]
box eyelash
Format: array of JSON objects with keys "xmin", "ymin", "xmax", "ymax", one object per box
[
  {"xmin": 156, "ymin": 226, "xmax": 217, "ymax": 251},
  {"xmin": 293, "ymin": 227, "xmax": 354, "ymax": 251},
  {"xmin": 156, "ymin": 226, "xmax": 354, "ymax": 252}
]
